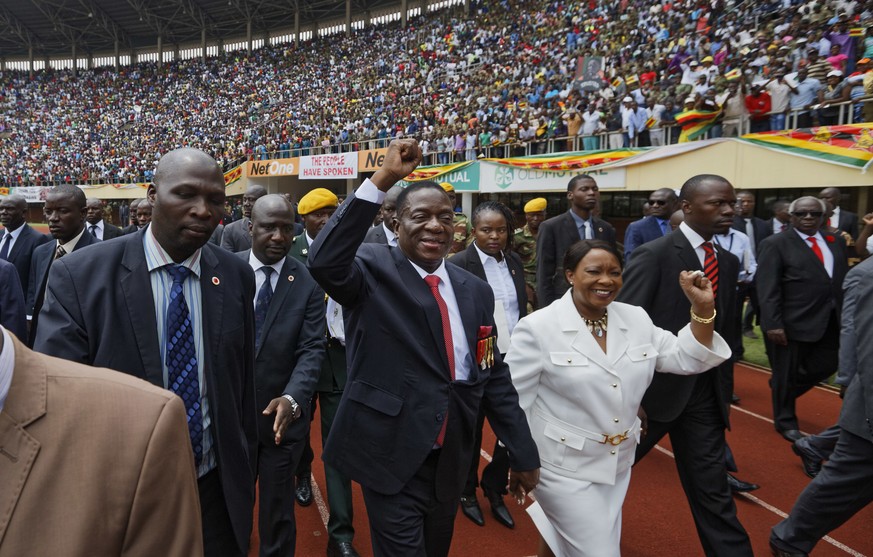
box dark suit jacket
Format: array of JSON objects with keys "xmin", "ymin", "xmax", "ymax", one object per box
[
  {"xmin": 447, "ymin": 245, "xmax": 528, "ymax": 331},
  {"xmin": 0, "ymin": 224, "xmax": 50, "ymax": 296},
  {"xmin": 835, "ymin": 208, "xmax": 859, "ymax": 239},
  {"xmin": 32, "ymin": 230, "xmax": 257, "ymax": 553},
  {"xmin": 220, "ymin": 218, "xmax": 252, "ymax": 252},
  {"xmin": 536, "ymin": 211, "xmax": 616, "ymax": 306},
  {"xmin": 624, "ymin": 216, "xmax": 667, "ymax": 263},
  {"xmin": 100, "ymin": 221, "xmax": 124, "ymax": 240},
  {"xmin": 756, "ymin": 227, "xmax": 848, "ymax": 343},
  {"xmin": 237, "ymin": 250, "xmax": 325, "ymax": 445},
  {"xmin": 616, "ymin": 229, "xmax": 739, "ymax": 426},
  {"xmin": 307, "ymin": 192, "xmax": 539, "ymax": 499},
  {"xmin": 122, "ymin": 223, "xmax": 140, "ymax": 235},
  {"xmin": 731, "ymin": 215, "xmax": 771, "ymax": 252},
  {"xmin": 209, "ymin": 223, "xmax": 224, "ymax": 246},
  {"xmin": 766, "ymin": 218, "xmax": 788, "ymax": 235},
  {"xmin": 0, "ymin": 259, "xmax": 26, "ymax": 342},
  {"xmin": 364, "ymin": 223, "xmax": 391, "ymax": 245},
  {"xmin": 27, "ymin": 230, "xmax": 100, "ymax": 346}
]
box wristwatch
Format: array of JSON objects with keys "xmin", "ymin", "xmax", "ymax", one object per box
[{"xmin": 282, "ymin": 394, "xmax": 301, "ymax": 419}]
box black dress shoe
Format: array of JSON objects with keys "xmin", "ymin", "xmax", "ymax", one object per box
[
  {"xmin": 327, "ymin": 538, "xmax": 361, "ymax": 557},
  {"xmin": 727, "ymin": 473, "xmax": 760, "ymax": 493},
  {"xmin": 459, "ymin": 495, "xmax": 485, "ymax": 526},
  {"xmin": 732, "ymin": 393, "xmax": 741, "ymax": 404},
  {"xmin": 779, "ymin": 429, "xmax": 804, "ymax": 442},
  {"xmin": 769, "ymin": 539, "xmax": 809, "ymax": 557},
  {"xmin": 743, "ymin": 329, "xmax": 759, "ymax": 339},
  {"xmin": 792, "ymin": 441, "xmax": 823, "ymax": 478},
  {"xmin": 485, "ymin": 490, "xmax": 515, "ymax": 529},
  {"xmin": 296, "ymin": 474, "xmax": 313, "ymax": 507}
]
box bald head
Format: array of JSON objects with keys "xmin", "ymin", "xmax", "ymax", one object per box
[
  {"xmin": 251, "ymin": 194, "xmax": 294, "ymax": 224},
  {"xmin": 819, "ymin": 187, "xmax": 842, "ymax": 209},
  {"xmin": 154, "ymin": 148, "xmax": 223, "ymax": 188},
  {"xmin": 86, "ymin": 198, "xmax": 104, "ymax": 225},
  {"xmin": 0, "ymin": 194, "xmax": 28, "ymax": 230}
]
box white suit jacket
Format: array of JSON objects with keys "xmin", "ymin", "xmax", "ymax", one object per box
[{"xmin": 506, "ymin": 292, "xmax": 731, "ymax": 485}]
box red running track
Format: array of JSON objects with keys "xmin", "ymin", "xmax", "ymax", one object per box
[{"xmin": 250, "ymin": 362, "xmax": 873, "ymax": 556}]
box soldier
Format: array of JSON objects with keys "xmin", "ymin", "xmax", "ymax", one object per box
[
  {"xmin": 440, "ymin": 182, "xmax": 471, "ymax": 255},
  {"xmin": 513, "ymin": 197, "xmax": 547, "ymax": 310}
]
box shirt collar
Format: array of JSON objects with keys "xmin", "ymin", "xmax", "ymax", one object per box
[
  {"xmin": 679, "ymin": 221, "xmax": 709, "ymax": 249},
  {"xmin": 407, "ymin": 257, "xmax": 450, "ymax": 284},
  {"xmin": 143, "ymin": 224, "xmax": 202, "ymax": 277},
  {"xmin": 793, "ymin": 228, "xmax": 825, "ymax": 242},
  {"xmin": 382, "ymin": 222, "xmax": 396, "ymax": 242},
  {"xmin": 0, "ymin": 328, "xmax": 15, "ymax": 414},
  {"xmin": 88, "ymin": 219, "xmax": 104, "ymax": 231},
  {"xmin": 568, "ymin": 209, "xmax": 590, "ymax": 229},
  {"xmin": 58, "ymin": 227, "xmax": 88, "ymax": 252},
  {"xmin": 248, "ymin": 250, "xmax": 285, "ymax": 275},
  {"xmin": 473, "ymin": 242, "xmax": 505, "ymax": 265},
  {"xmin": 305, "ymin": 232, "xmax": 315, "ymax": 246},
  {"xmin": 2, "ymin": 223, "xmax": 25, "ymax": 239}
]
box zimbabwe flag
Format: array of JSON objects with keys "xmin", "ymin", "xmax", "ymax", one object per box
[{"xmin": 674, "ymin": 109, "xmax": 722, "ymax": 142}]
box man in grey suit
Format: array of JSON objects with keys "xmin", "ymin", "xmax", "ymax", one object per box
[
  {"xmin": 221, "ymin": 185, "xmax": 267, "ymax": 252},
  {"xmin": 85, "ymin": 198, "xmax": 123, "ymax": 241},
  {"xmin": 770, "ymin": 257, "xmax": 873, "ymax": 557},
  {"xmin": 363, "ymin": 185, "xmax": 402, "ymax": 246},
  {"xmin": 243, "ymin": 195, "xmax": 326, "ymax": 557}
]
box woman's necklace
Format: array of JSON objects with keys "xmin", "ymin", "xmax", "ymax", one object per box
[{"xmin": 582, "ymin": 309, "xmax": 608, "ymax": 338}]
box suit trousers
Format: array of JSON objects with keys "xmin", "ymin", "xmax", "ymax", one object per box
[
  {"xmin": 320, "ymin": 389, "xmax": 356, "ymax": 543},
  {"xmin": 463, "ymin": 407, "xmax": 511, "ymax": 497},
  {"xmin": 635, "ymin": 373, "xmax": 753, "ymax": 557},
  {"xmin": 768, "ymin": 313, "xmax": 840, "ymax": 432},
  {"xmin": 256, "ymin": 430, "xmax": 307, "ymax": 556},
  {"xmin": 295, "ymin": 398, "xmax": 316, "ymax": 478},
  {"xmin": 362, "ymin": 449, "xmax": 459, "ymax": 557},
  {"xmin": 797, "ymin": 424, "xmax": 841, "ymax": 461},
  {"xmin": 740, "ymin": 283, "xmax": 760, "ymax": 333},
  {"xmin": 200, "ymin": 469, "xmax": 246, "ymax": 557},
  {"xmin": 771, "ymin": 429, "xmax": 873, "ymax": 554}
]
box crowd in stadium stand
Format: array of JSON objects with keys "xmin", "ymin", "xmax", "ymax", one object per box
[{"xmin": 3, "ymin": 0, "xmax": 873, "ymax": 186}]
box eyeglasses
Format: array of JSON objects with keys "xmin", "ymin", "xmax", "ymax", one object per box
[
  {"xmin": 648, "ymin": 199, "xmax": 668, "ymax": 206},
  {"xmin": 791, "ymin": 211, "xmax": 824, "ymax": 218}
]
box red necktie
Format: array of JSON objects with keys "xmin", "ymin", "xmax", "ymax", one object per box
[
  {"xmin": 425, "ymin": 275, "xmax": 455, "ymax": 446},
  {"xmin": 807, "ymin": 236, "xmax": 825, "ymax": 265},
  {"xmin": 702, "ymin": 241, "xmax": 718, "ymax": 298}
]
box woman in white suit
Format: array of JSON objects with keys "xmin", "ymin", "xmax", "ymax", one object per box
[{"xmin": 506, "ymin": 240, "xmax": 731, "ymax": 557}]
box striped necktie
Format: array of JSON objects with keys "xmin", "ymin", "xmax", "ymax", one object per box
[{"xmin": 702, "ymin": 241, "xmax": 718, "ymax": 297}]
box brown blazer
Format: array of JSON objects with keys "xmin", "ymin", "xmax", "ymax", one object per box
[{"xmin": 0, "ymin": 334, "xmax": 203, "ymax": 556}]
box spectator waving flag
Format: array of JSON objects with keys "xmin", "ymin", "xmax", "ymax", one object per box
[{"xmin": 674, "ymin": 109, "xmax": 722, "ymax": 143}]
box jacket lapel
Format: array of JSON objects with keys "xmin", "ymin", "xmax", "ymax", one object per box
[
  {"xmin": 119, "ymin": 232, "xmax": 163, "ymax": 386},
  {"xmin": 200, "ymin": 246, "xmax": 223, "ymax": 391},
  {"xmin": 394, "ymin": 250, "xmax": 450, "ymax": 374},
  {"xmin": 672, "ymin": 230, "xmax": 701, "ymax": 271},
  {"xmin": 560, "ymin": 294, "xmax": 613, "ymax": 373},
  {"xmin": 447, "ymin": 264, "xmax": 478, "ymax": 373},
  {"xmin": 786, "ymin": 228, "xmax": 831, "ymax": 280},
  {"xmin": 256, "ymin": 257, "xmax": 298, "ymax": 358},
  {"xmin": 0, "ymin": 336, "xmax": 48, "ymax": 543}
]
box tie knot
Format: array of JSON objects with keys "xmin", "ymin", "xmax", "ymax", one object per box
[
  {"xmin": 55, "ymin": 245, "xmax": 66, "ymax": 259},
  {"xmin": 166, "ymin": 264, "xmax": 192, "ymax": 285},
  {"xmin": 807, "ymin": 236, "xmax": 818, "ymax": 245},
  {"xmin": 424, "ymin": 275, "xmax": 441, "ymax": 289},
  {"xmin": 261, "ymin": 266, "xmax": 274, "ymax": 278},
  {"xmin": 701, "ymin": 241, "xmax": 714, "ymax": 255}
]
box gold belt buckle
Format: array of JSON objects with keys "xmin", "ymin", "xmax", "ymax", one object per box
[{"xmin": 599, "ymin": 431, "xmax": 630, "ymax": 446}]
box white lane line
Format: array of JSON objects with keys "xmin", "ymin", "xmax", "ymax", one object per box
[
  {"xmin": 738, "ymin": 365, "xmax": 840, "ymax": 396},
  {"xmin": 652, "ymin": 445, "xmax": 866, "ymax": 557},
  {"xmin": 310, "ymin": 474, "xmax": 330, "ymax": 531},
  {"xmin": 730, "ymin": 404, "xmax": 814, "ymax": 437}
]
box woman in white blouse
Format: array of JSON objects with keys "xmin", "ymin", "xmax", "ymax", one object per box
[{"xmin": 506, "ymin": 240, "xmax": 731, "ymax": 557}]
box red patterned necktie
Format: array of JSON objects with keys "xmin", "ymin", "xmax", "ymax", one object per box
[
  {"xmin": 425, "ymin": 274, "xmax": 455, "ymax": 446},
  {"xmin": 807, "ymin": 236, "xmax": 825, "ymax": 265},
  {"xmin": 702, "ymin": 241, "xmax": 718, "ymax": 297}
]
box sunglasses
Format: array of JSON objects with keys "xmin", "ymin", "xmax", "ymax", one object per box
[
  {"xmin": 648, "ymin": 199, "xmax": 668, "ymax": 206},
  {"xmin": 791, "ymin": 211, "xmax": 824, "ymax": 218}
]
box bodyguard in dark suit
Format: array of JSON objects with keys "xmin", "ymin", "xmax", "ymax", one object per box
[
  {"xmin": 363, "ymin": 185, "xmax": 402, "ymax": 246},
  {"xmin": 770, "ymin": 258, "xmax": 873, "ymax": 557},
  {"xmin": 536, "ymin": 174, "xmax": 616, "ymax": 306},
  {"xmin": 85, "ymin": 198, "xmax": 123, "ymax": 240},
  {"xmin": 732, "ymin": 191, "xmax": 772, "ymax": 338},
  {"xmin": 242, "ymin": 195, "xmax": 326, "ymax": 557},
  {"xmin": 26, "ymin": 186, "xmax": 99, "ymax": 346},
  {"xmin": 307, "ymin": 140, "xmax": 539, "ymax": 557},
  {"xmin": 617, "ymin": 175, "xmax": 753, "ymax": 557},
  {"xmin": 0, "ymin": 194, "xmax": 51, "ymax": 293},
  {"xmin": 0, "ymin": 259, "xmax": 26, "ymax": 342},
  {"xmin": 820, "ymin": 186, "xmax": 859, "ymax": 239},
  {"xmin": 757, "ymin": 196, "xmax": 848, "ymax": 441},
  {"xmin": 33, "ymin": 148, "xmax": 258, "ymax": 557},
  {"xmin": 448, "ymin": 201, "xmax": 527, "ymax": 530},
  {"xmin": 221, "ymin": 185, "xmax": 267, "ymax": 252},
  {"xmin": 121, "ymin": 198, "xmax": 142, "ymax": 234},
  {"xmin": 623, "ymin": 188, "xmax": 677, "ymax": 263}
]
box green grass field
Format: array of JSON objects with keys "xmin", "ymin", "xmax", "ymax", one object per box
[{"xmin": 740, "ymin": 325, "xmax": 770, "ymax": 369}]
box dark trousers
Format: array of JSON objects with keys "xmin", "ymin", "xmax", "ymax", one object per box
[
  {"xmin": 256, "ymin": 431, "xmax": 307, "ymax": 556},
  {"xmin": 768, "ymin": 314, "xmax": 840, "ymax": 432},
  {"xmin": 798, "ymin": 424, "xmax": 841, "ymax": 461},
  {"xmin": 199, "ymin": 469, "xmax": 246, "ymax": 557},
  {"xmin": 295, "ymin": 396, "xmax": 316, "ymax": 478},
  {"xmin": 362, "ymin": 450, "xmax": 459, "ymax": 557},
  {"xmin": 740, "ymin": 283, "xmax": 760, "ymax": 333},
  {"xmin": 771, "ymin": 429, "xmax": 873, "ymax": 554},
  {"xmin": 463, "ymin": 408, "xmax": 510, "ymax": 497},
  {"xmin": 320, "ymin": 389, "xmax": 356, "ymax": 542},
  {"xmin": 635, "ymin": 375, "xmax": 753, "ymax": 557}
]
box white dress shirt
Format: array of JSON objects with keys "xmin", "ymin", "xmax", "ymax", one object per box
[
  {"xmin": 679, "ymin": 221, "xmax": 712, "ymax": 267},
  {"xmin": 794, "ymin": 229, "xmax": 835, "ymax": 278},
  {"xmin": 248, "ymin": 252, "xmax": 283, "ymax": 310},
  {"xmin": 87, "ymin": 220, "xmax": 105, "ymax": 240},
  {"xmin": 713, "ymin": 229, "xmax": 757, "ymax": 283},
  {"xmin": 0, "ymin": 328, "xmax": 14, "ymax": 413},
  {"xmin": 829, "ymin": 206, "xmax": 841, "ymax": 231},
  {"xmin": 382, "ymin": 222, "xmax": 398, "ymax": 247},
  {"xmin": 474, "ymin": 244, "xmax": 520, "ymax": 338},
  {"xmin": 0, "ymin": 223, "xmax": 25, "ymax": 256}
]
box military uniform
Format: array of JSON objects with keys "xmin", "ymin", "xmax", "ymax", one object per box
[
  {"xmin": 450, "ymin": 212, "xmax": 472, "ymax": 255},
  {"xmin": 513, "ymin": 225, "xmax": 538, "ymax": 291}
]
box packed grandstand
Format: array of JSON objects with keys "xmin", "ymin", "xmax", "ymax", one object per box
[{"xmin": 2, "ymin": 0, "xmax": 873, "ymax": 186}]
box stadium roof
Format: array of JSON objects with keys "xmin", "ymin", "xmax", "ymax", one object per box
[{"xmin": 0, "ymin": 0, "xmax": 398, "ymax": 59}]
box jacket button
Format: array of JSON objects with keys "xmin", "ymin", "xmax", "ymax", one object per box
[
  {"xmin": 614, "ymin": 418, "xmax": 619, "ymax": 423},
  {"xmin": 435, "ymin": 413, "xmax": 444, "ymax": 423},
  {"xmin": 610, "ymin": 450, "xmax": 616, "ymax": 455},
  {"xmin": 642, "ymin": 352, "xmax": 647, "ymax": 357},
  {"xmin": 567, "ymin": 358, "xmax": 572, "ymax": 363},
  {"xmin": 560, "ymin": 436, "xmax": 566, "ymax": 442},
  {"xmin": 612, "ymin": 383, "xmax": 618, "ymax": 388}
]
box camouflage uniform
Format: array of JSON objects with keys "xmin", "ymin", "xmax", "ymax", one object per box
[
  {"xmin": 449, "ymin": 212, "xmax": 471, "ymax": 255},
  {"xmin": 513, "ymin": 225, "xmax": 538, "ymax": 291}
]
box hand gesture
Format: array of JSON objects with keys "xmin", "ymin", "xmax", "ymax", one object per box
[
  {"xmin": 863, "ymin": 212, "xmax": 873, "ymax": 227},
  {"xmin": 678, "ymin": 270, "xmax": 715, "ymax": 314},
  {"xmin": 262, "ymin": 397, "xmax": 297, "ymax": 445},
  {"xmin": 508, "ymin": 468, "xmax": 540, "ymax": 505},
  {"xmin": 372, "ymin": 139, "xmax": 423, "ymax": 191}
]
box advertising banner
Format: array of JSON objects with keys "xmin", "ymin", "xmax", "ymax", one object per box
[
  {"xmin": 245, "ymin": 159, "xmax": 297, "ymax": 178},
  {"xmin": 299, "ymin": 153, "xmax": 358, "ymax": 179},
  {"xmin": 478, "ymin": 162, "xmax": 626, "ymax": 192}
]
